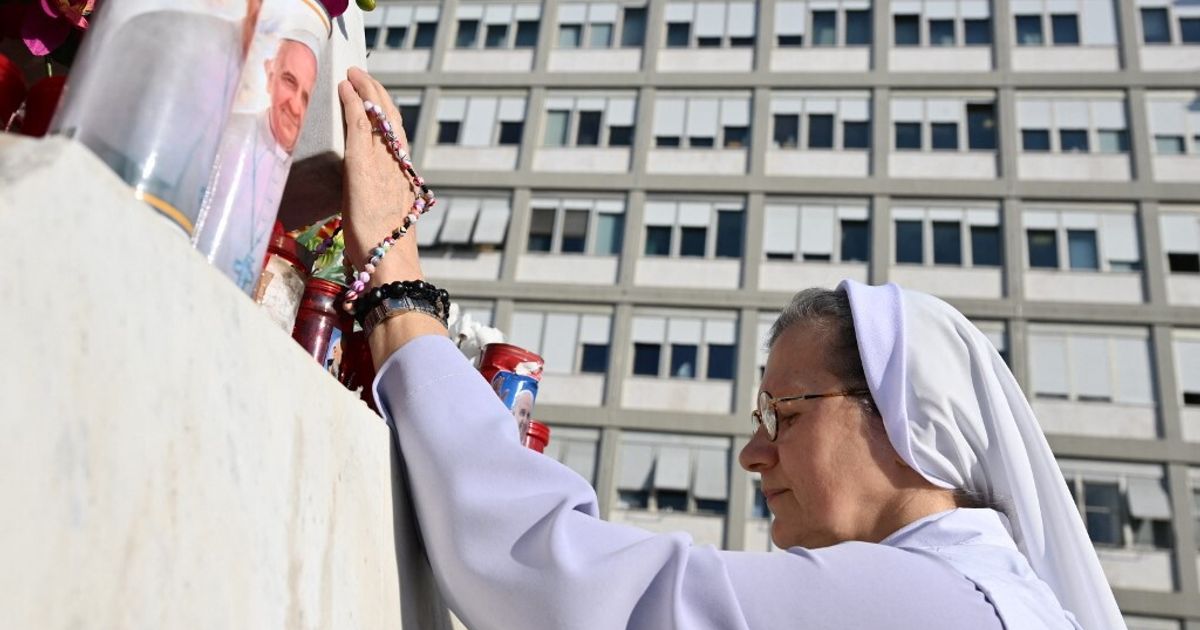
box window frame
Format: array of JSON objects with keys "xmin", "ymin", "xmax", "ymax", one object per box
[
  {"xmin": 557, "ymin": 2, "xmax": 649, "ymax": 50},
  {"xmin": 627, "ymin": 314, "xmax": 740, "ymax": 384},
  {"xmin": 1022, "ymin": 208, "xmax": 1143, "ymax": 274},
  {"xmin": 653, "ymin": 95, "xmax": 753, "ymax": 150},
  {"xmin": 760, "ymin": 200, "xmax": 871, "ymax": 265},
  {"xmin": 642, "ymin": 199, "xmax": 746, "ymax": 260},
  {"xmin": 769, "ymin": 93, "xmax": 872, "ymax": 152},
  {"xmin": 889, "ymin": 4, "xmax": 993, "ymax": 49},
  {"xmin": 1016, "ymin": 96, "xmax": 1130, "ymax": 156},
  {"xmin": 541, "ymin": 94, "xmax": 639, "ymax": 149},
  {"xmin": 660, "ymin": 1, "xmax": 759, "ymax": 50},
  {"xmin": 773, "ymin": 2, "xmax": 874, "ymax": 49},
  {"xmin": 526, "ymin": 197, "xmax": 627, "ymax": 256},
  {"xmin": 1061, "ymin": 463, "xmax": 1175, "ymax": 552},
  {"xmin": 454, "ymin": 4, "xmax": 542, "ymax": 51},
  {"xmin": 1029, "ymin": 325, "xmax": 1157, "ymax": 407},
  {"xmin": 890, "ymin": 205, "xmax": 1002, "ymax": 269},
  {"xmin": 511, "ymin": 307, "xmax": 615, "ymax": 377},
  {"xmin": 615, "ymin": 434, "xmax": 733, "ymax": 517}
]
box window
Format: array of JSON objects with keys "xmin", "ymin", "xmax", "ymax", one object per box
[
  {"xmin": 616, "ymin": 435, "xmax": 731, "ymax": 518},
  {"xmin": 385, "ymin": 26, "xmax": 407, "ymax": 48},
  {"xmin": 391, "ymin": 95, "xmax": 422, "ymax": 141},
  {"xmin": 763, "ymin": 202, "xmax": 870, "ymax": 264},
  {"xmin": 964, "ymin": 18, "xmax": 991, "ymax": 45},
  {"xmin": 545, "ymin": 110, "xmax": 569, "ymax": 146},
  {"xmin": 1084, "ymin": 482, "xmax": 1122, "ymax": 545},
  {"xmin": 932, "ymin": 221, "xmax": 962, "ymax": 265},
  {"xmin": 438, "ymin": 120, "xmax": 461, "ymax": 144},
  {"xmin": 645, "ymin": 226, "xmax": 672, "ymax": 255},
  {"xmin": 1161, "ymin": 213, "xmax": 1200, "ymax": 274},
  {"xmin": 622, "ymin": 7, "xmax": 647, "ymax": 47},
  {"xmin": 812, "ymin": 11, "xmax": 837, "ymax": 45},
  {"xmin": 1061, "ymin": 463, "xmax": 1175, "ymax": 551},
  {"xmin": 1018, "ymin": 98, "xmax": 1128, "ymax": 156},
  {"xmin": 1016, "ymin": 15, "xmax": 1043, "ymax": 45},
  {"xmin": 808, "ymin": 114, "xmax": 834, "ymax": 149},
  {"xmin": 542, "ymin": 95, "xmax": 638, "ymax": 149},
  {"xmin": 929, "ymin": 19, "xmax": 955, "ymax": 46},
  {"xmin": 484, "ymin": 23, "xmax": 509, "ymax": 47},
  {"xmin": 660, "ymin": 2, "xmax": 758, "ymax": 49},
  {"xmin": 1051, "ymin": 14, "xmax": 1079, "ymax": 45},
  {"xmin": 1156, "ymin": 136, "xmax": 1186, "ymax": 154},
  {"xmin": 895, "ymin": 122, "xmax": 922, "ymax": 150},
  {"xmin": 845, "ymin": 9, "xmax": 871, "ymax": 45},
  {"xmin": 414, "ymin": 22, "xmax": 438, "ymax": 48},
  {"xmin": 1027, "ymin": 230, "xmax": 1059, "ymax": 268},
  {"xmin": 1148, "ymin": 95, "xmax": 1198, "ymax": 155},
  {"xmin": 843, "ymin": 121, "xmax": 870, "ymax": 149},
  {"xmin": 576, "ymin": 111, "xmax": 602, "ymax": 146},
  {"xmin": 774, "ymin": 114, "xmax": 799, "ymax": 148},
  {"xmin": 931, "ymin": 122, "xmax": 958, "ymax": 150},
  {"xmin": 1023, "ymin": 130, "xmax": 1051, "ymax": 151},
  {"xmin": 633, "ymin": 343, "xmax": 661, "ymax": 375},
  {"xmin": 967, "ymin": 104, "xmax": 996, "ymax": 150},
  {"xmin": 1175, "ymin": 336, "xmax": 1200, "ymax": 407},
  {"xmin": 630, "ymin": 316, "xmax": 739, "ymax": 382},
  {"xmin": 1059, "ymin": 129, "xmax": 1089, "ymax": 152},
  {"xmin": 894, "ymin": 14, "xmax": 920, "ymax": 45},
  {"xmin": 1141, "ymin": 8, "xmax": 1171, "ymax": 44},
  {"xmin": 670, "ymin": 344, "xmax": 698, "ymax": 378},
  {"xmin": 1030, "ymin": 328, "xmax": 1155, "ymax": 406},
  {"xmin": 652, "ymin": 96, "xmax": 751, "ymax": 150},
  {"xmin": 1067, "ymin": 229, "xmax": 1099, "ymax": 270},
  {"xmin": 510, "ymin": 310, "xmax": 613, "ymax": 378},
  {"xmin": 457, "ymin": 19, "xmax": 480, "ymax": 47},
  {"xmin": 667, "ymin": 22, "xmax": 691, "ymax": 47},
  {"xmin": 498, "ymin": 121, "xmax": 523, "ymax": 145},
  {"xmin": 515, "ymin": 20, "xmax": 540, "ymax": 47},
  {"xmin": 417, "ymin": 196, "xmax": 513, "ymax": 253},
  {"xmin": 1024, "ymin": 209, "xmax": 1142, "ymax": 273},
  {"xmin": 527, "ymin": 197, "xmax": 626, "ymax": 256},
  {"xmin": 364, "ymin": 26, "xmax": 380, "ymax": 48},
  {"xmin": 680, "ymin": 226, "xmax": 707, "ymax": 257},
  {"xmin": 559, "ymin": 23, "xmax": 583, "ymax": 47},
  {"xmin": 590, "ymin": 23, "xmax": 613, "ymax": 47},
  {"xmin": 1183, "ymin": 18, "xmax": 1200, "ymax": 43},
  {"xmin": 971, "ymin": 226, "xmax": 1001, "ymax": 266},
  {"xmin": 895, "ymin": 220, "xmax": 923, "ymax": 264}
]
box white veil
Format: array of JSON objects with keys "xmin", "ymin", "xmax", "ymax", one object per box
[{"xmin": 840, "ymin": 280, "xmax": 1125, "ymax": 630}]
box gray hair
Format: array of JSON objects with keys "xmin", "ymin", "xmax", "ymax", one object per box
[{"xmin": 767, "ymin": 287, "xmax": 877, "ymax": 418}]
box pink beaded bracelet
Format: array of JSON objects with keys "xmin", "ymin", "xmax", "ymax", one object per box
[{"xmin": 341, "ymin": 100, "xmax": 439, "ymax": 314}]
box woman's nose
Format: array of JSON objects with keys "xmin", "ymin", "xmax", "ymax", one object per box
[{"xmin": 738, "ymin": 427, "xmax": 777, "ymax": 473}]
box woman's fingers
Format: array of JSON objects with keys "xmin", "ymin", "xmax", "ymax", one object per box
[{"xmin": 338, "ymin": 79, "xmax": 371, "ymax": 154}]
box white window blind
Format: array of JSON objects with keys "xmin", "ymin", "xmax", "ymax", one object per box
[
  {"xmin": 440, "ymin": 198, "xmax": 481, "ymax": 243},
  {"xmin": 1112, "ymin": 336, "xmax": 1154, "ymax": 404},
  {"xmin": 484, "ymin": 4, "xmax": 513, "ymax": 24},
  {"xmin": 926, "ymin": 0, "xmax": 956, "ymax": 19},
  {"xmin": 1127, "ymin": 477, "xmax": 1172, "ymax": 520},
  {"xmin": 437, "ymin": 97, "xmax": 468, "ymax": 121},
  {"xmin": 961, "ymin": 0, "xmax": 991, "ymax": 18},
  {"xmin": 1149, "ymin": 101, "xmax": 1187, "ymax": 135},
  {"xmin": 510, "ymin": 312, "xmax": 545, "ymax": 351},
  {"xmin": 608, "ymin": 98, "xmax": 637, "ymax": 126},
  {"xmin": 462, "ymin": 98, "xmax": 499, "ymax": 146},
  {"xmin": 644, "ymin": 201, "xmax": 677, "ymax": 226},
  {"xmin": 692, "ymin": 449, "xmax": 729, "ymax": 500},
  {"xmin": 1018, "ymin": 100, "xmax": 1052, "ymax": 128},
  {"xmin": 632, "ymin": 316, "xmax": 667, "ymax": 343},
  {"xmin": 579, "ymin": 314, "xmax": 612, "ymax": 345},
  {"xmin": 562, "ymin": 442, "xmax": 598, "ymax": 484},
  {"xmin": 364, "ymin": 7, "xmax": 385, "ymax": 26},
  {"xmin": 668, "ymin": 318, "xmax": 704, "ymax": 344},
  {"xmin": 417, "ymin": 207, "xmax": 446, "ymax": 247},
  {"xmin": 498, "ymin": 98, "xmax": 526, "ymax": 122},
  {"xmin": 775, "ymin": 1, "xmax": 807, "ymax": 35},
  {"xmin": 1031, "ymin": 334, "xmax": 1070, "ymax": 396},
  {"xmin": 1053, "ymin": 101, "xmax": 1090, "ymax": 129},
  {"xmin": 1176, "ymin": 340, "xmax": 1200, "ymax": 394},
  {"xmin": 728, "ymin": 3, "xmax": 757, "ymax": 36},
  {"xmin": 764, "ymin": 205, "xmax": 799, "ymax": 255},
  {"xmin": 1080, "ymin": 0, "xmax": 1118, "ymax": 46},
  {"xmin": 654, "ymin": 99, "xmax": 687, "ymax": 136},
  {"xmin": 839, "ymin": 99, "xmax": 870, "ymax": 122},
  {"xmin": 1071, "ymin": 335, "xmax": 1113, "ymax": 400},
  {"xmin": 457, "ymin": 4, "xmax": 484, "ymax": 19},
  {"xmin": 1100, "ymin": 214, "xmax": 1139, "ymax": 263},
  {"xmin": 721, "ymin": 99, "xmax": 751, "ymax": 127},
  {"xmin": 589, "ymin": 3, "xmax": 619, "ymax": 23},
  {"xmin": 473, "ymin": 199, "xmax": 512, "ymax": 245},
  {"xmin": 891, "ymin": 99, "xmax": 924, "ymax": 122},
  {"xmin": 543, "ymin": 313, "xmax": 581, "ymax": 375},
  {"xmin": 665, "ymin": 2, "xmax": 695, "ymax": 22},
  {"xmin": 678, "ymin": 202, "xmax": 712, "ymax": 227},
  {"xmin": 695, "ymin": 3, "xmax": 726, "ymax": 37},
  {"xmin": 704, "ymin": 319, "xmax": 737, "ymax": 345},
  {"xmin": 384, "ymin": 6, "xmax": 411, "ymax": 26},
  {"xmin": 618, "ymin": 444, "xmax": 655, "ymax": 489},
  {"xmin": 515, "ymin": 4, "xmax": 541, "ymax": 20},
  {"xmin": 558, "ymin": 3, "xmax": 587, "ymax": 22},
  {"xmin": 1091, "ymin": 101, "xmax": 1126, "ymax": 128},
  {"xmin": 686, "ymin": 99, "xmax": 720, "ymax": 137},
  {"xmin": 1160, "ymin": 215, "xmax": 1200, "ymax": 253},
  {"xmin": 415, "ymin": 6, "xmax": 441, "ymax": 21},
  {"xmin": 800, "ymin": 205, "xmax": 835, "ymax": 256},
  {"xmin": 654, "ymin": 446, "xmax": 692, "ymax": 491}
]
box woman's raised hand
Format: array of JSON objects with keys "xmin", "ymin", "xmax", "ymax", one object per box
[{"xmin": 338, "ymin": 66, "xmax": 423, "ymax": 284}]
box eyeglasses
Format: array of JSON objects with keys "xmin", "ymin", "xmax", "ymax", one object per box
[{"xmin": 751, "ymin": 388, "xmax": 872, "ymax": 441}]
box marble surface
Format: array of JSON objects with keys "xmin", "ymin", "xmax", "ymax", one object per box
[{"xmin": 0, "ymin": 135, "xmax": 449, "ymax": 629}]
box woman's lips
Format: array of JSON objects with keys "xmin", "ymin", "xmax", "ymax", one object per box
[{"xmin": 764, "ymin": 488, "xmax": 790, "ymax": 503}]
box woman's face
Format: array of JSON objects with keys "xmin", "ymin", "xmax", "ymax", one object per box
[{"xmin": 738, "ymin": 322, "xmax": 898, "ymax": 549}]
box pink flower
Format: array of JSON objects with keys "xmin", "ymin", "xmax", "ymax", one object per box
[{"xmin": 21, "ymin": 0, "xmax": 95, "ymax": 57}]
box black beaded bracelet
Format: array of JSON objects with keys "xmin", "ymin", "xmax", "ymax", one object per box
[{"xmin": 352, "ymin": 279, "xmax": 451, "ymax": 325}]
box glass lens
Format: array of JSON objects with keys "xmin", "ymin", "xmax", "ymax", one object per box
[{"xmin": 757, "ymin": 391, "xmax": 775, "ymax": 439}]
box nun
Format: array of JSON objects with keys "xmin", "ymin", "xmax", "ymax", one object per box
[{"xmin": 336, "ymin": 68, "xmax": 1124, "ymax": 630}]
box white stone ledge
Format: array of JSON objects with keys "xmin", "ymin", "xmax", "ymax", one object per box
[{"xmin": 0, "ymin": 135, "xmax": 448, "ymax": 629}]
